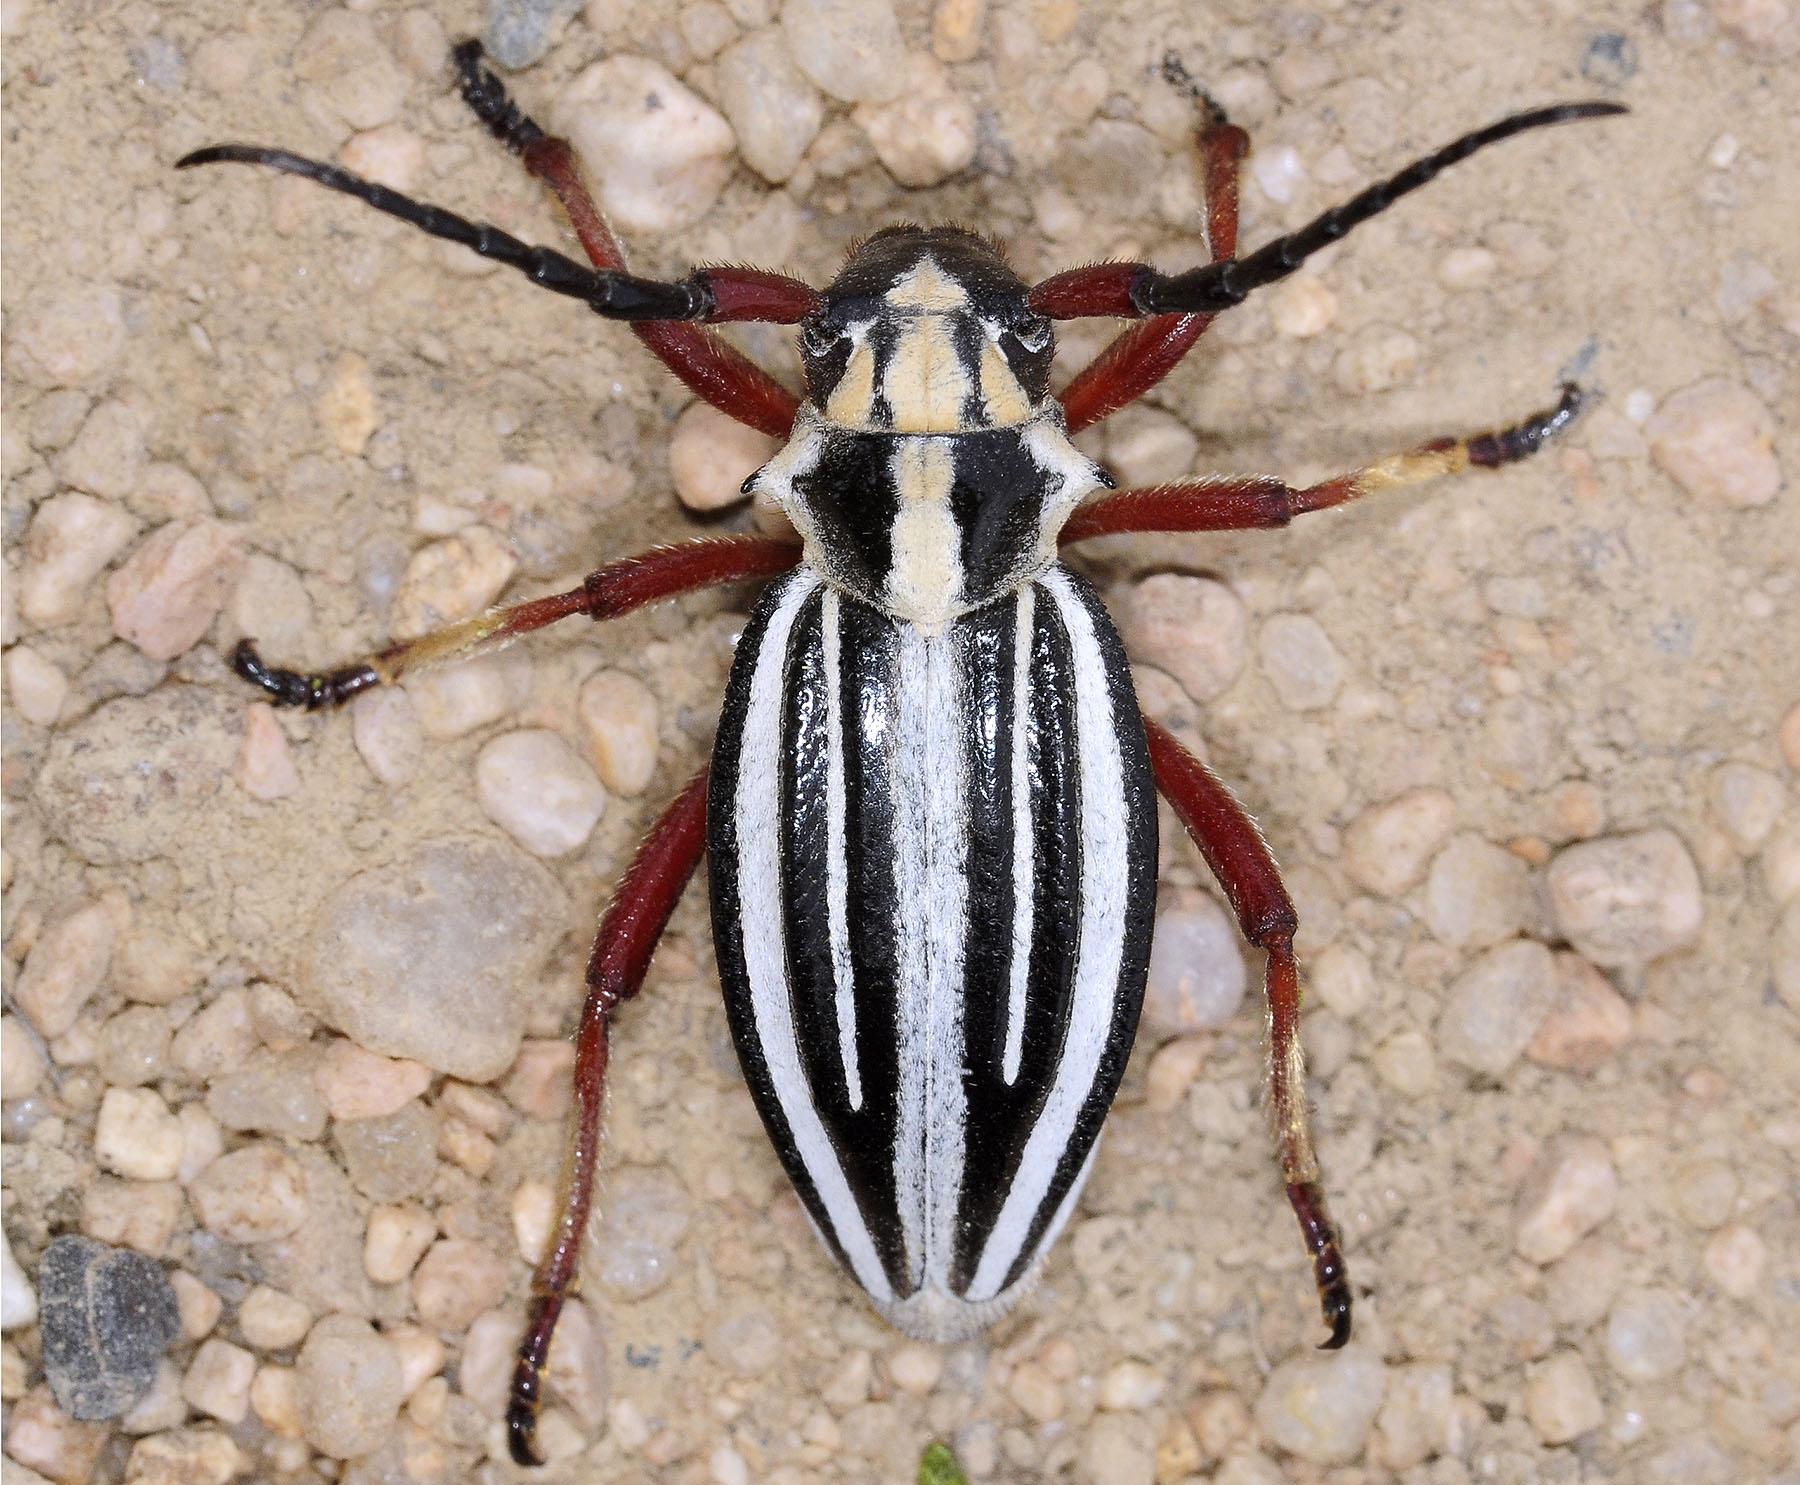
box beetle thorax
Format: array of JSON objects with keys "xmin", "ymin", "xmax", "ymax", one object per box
[{"xmin": 750, "ymin": 230, "xmax": 1111, "ymax": 634}]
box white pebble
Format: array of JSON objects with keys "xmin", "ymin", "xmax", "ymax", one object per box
[
  {"xmin": 1098, "ymin": 1359, "xmax": 1165, "ymax": 1411},
  {"xmin": 338, "ymin": 125, "xmax": 424, "ymax": 192},
  {"xmin": 671, "ymin": 399, "xmax": 780, "ymax": 511},
  {"xmin": 228, "ymin": 553, "xmax": 313, "ymax": 657},
  {"xmin": 363, "ymin": 1204, "xmax": 436, "ymax": 1285},
  {"xmin": 1604, "ymin": 1288, "xmax": 1686, "ymax": 1381},
  {"xmin": 1646, "ymin": 376, "xmax": 1781, "ymax": 508},
  {"xmin": 316, "ymin": 353, "xmax": 377, "ymax": 456},
  {"xmin": 293, "ymin": 10, "xmax": 407, "ymax": 131},
  {"xmin": 886, "ymin": 1342, "xmax": 943, "ymax": 1396},
  {"xmin": 595, "ymin": 1165, "xmax": 692, "ymax": 1299},
  {"xmin": 405, "ymin": 655, "xmax": 521, "ymax": 739},
  {"xmin": 238, "ymin": 1286, "xmax": 312, "ymax": 1351},
  {"xmin": 714, "ymin": 26, "xmax": 825, "ymax": 183},
  {"xmin": 710, "ymin": 1445, "xmax": 751, "ymax": 1485},
  {"xmin": 477, "ymin": 729, "xmax": 608, "ymax": 857},
  {"xmin": 1309, "ymin": 943, "xmax": 1374, "ymax": 1018},
  {"xmin": 931, "ymin": 0, "xmax": 983, "ymax": 61},
  {"xmin": 4, "ymin": 645, "xmax": 68, "ymax": 725},
  {"xmin": 854, "ymin": 53, "xmax": 978, "ymax": 188},
  {"xmin": 1, "ymin": 1015, "xmax": 48, "ymax": 1100},
  {"xmin": 1253, "ymin": 1346, "xmax": 1385, "ymax": 1465},
  {"xmin": 124, "ymin": 1428, "xmax": 247, "ymax": 1485},
  {"xmin": 1525, "ymin": 953, "xmax": 1632, "ymax": 1071},
  {"xmin": 183, "ymin": 1338, "xmax": 256, "ymax": 1423},
  {"xmin": 1267, "ymin": 276, "xmax": 1336, "ymax": 337},
  {"xmin": 1437, "ymin": 938, "xmax": 1557, "ymax": 1075},
  {"xmin": 707, "ymin": 1308, "xmax": 782, "ymax": 1375},
  {"xmin": 410, "ymin": 1239, "xmax": 509, "ymax": 1333},
  {"xmin": 578, "ymin": 669, "xmax": 661, "ymax": 796},
  {"xmin": 1334, "ymin": 327, "xmax": 1420, "ymax": 394},
  {"xmin": 387, "ymin": 526, "xmax": 516, "ymax": 641},
  {"xmin": 2, "ymin": 1238, "xmax": 37, "ymax": 1331},
  {"xmin": 554, "ymin": 57, "xmax": 735, "ymax": 234},
  {"xmin": 15, "ymin": 898, "xmax": 115, "ymax": 1039},
  {"xmin": 240, "ymin": 701, "xmax": 300, "ymax": 800},
  {"xmin": 294, "ymin": 1314, "xmax": 404, "ymax": 1459},
  {"xmin": 1117, "ymin": 574, "xmax": 1247, "ymax": 703},
  {"xmin": 19, "ymin": 491, "xmax": 137, "ymax": 627},
  {"xmin": 9, "ymin": 284, "xmax": 126, "ymax": 387},
  {"xmin": 1372, "ymin": 1362, "xmax": 1451, "ymax": 1470},
  {"xmin": 1702, "ymin": 1224, "xmax": 1767, "ymax": 1299},
  {"xmin": 314, "ymin": 1041, "xmax": 431, "ymax": 1121},
  {"xmin": 1514, "ymin": 1135, "xmax": 1617, "ymax": 1264},
  {"xmin": 1343, "ymin": 788, "xmax": 1456, "ymax": 898},
  {"xmin": 1249, "ymin": 144, "xmax": 1304, "ymax": 204},
  {"xmin": 57, "ymin": 398, "xmax": 145, "ymax": 501},
  {"xmin": 1257, "ymin": 612, "xmax": 1343, "ymax": 711},
  {"xmin": 1144, "ymin": 892, "xmax": 1246, "ymax": 1037},
  {"xmin": 780, "ymin": 0, "xmax": 906, "ymax": 102},
  {"xmin": 384, "ymin": 1322, "xmax": 444, "ymax": 1399},
  {"xmin": 1523, "ymin": 1350, "xmax": 1603, "ymax": 1444},
  {"xmin": 1425, "ymin": 833, "xmax": 1530, "ymax": 948},
  {"xmin": 1709, "ymin": 760, "xmax": 1784, "ymax": 851},
  {"xmin": 251, "ymin": 1364, "xmax": 301, "ymax": 1438},
  {"xmin": 106, "ymin": 518, "xmax": 245, "ymax": 662},
  {"xmin": 351, "ymin": 686, "xmax": 423, "ymax": 786},
  {"xmin": 1105, "ymin": 406, "xmax": 1196, "ymax": 487},
  {"xmin": 188, "ymin": 1143, "xmax": 309, "ymax": 1244},
  {"xmin": 510, "ymin": 1179, "xmax": 556, "ymax": 1265},
  {"xmin": 545, "ymin": 1297, "xmax": 608, "ymax": 1427},
  {"xmin": 1436, "ymin": 246, "xmax": 1497, "ymax": 290},
  {"xmin": 94, "ymin": 1086, "xmax": 185, "ymax": 1181},
  {"xmin": 1546, "ymin": 828, "xmax": 1703, "ymax": 966}
]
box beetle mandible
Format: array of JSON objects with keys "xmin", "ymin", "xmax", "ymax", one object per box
[{"xmin": 179, "ymin": 41, "xmax": 1625, "ymax": 1465}]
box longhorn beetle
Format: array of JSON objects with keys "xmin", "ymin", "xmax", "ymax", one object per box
[{"xmin": 179, "ymin": 41, "xmax": 1625, "ymax": 1466}]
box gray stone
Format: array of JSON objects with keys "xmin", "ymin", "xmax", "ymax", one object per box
[
  {"xmin": 37, "ymin": 1235, "xmax": 181, "ymax": 1421},
  {"xmin": 295, "ymin": 1314, "xmax": 404, "ymax": 1459},
  {"xmin": 780, "ymin": 0, "xmax": 905, "ymax": 103},
  {"xmin": 715, "ymin": 28, "xmax": 824, "ymax": 183},
  {"xmin": 300, "ymin": 836, "xmax": 567, "ymax": 1081},
  {"xmin": 484, "ymin": 0, "xmax": 582, "ymax": 69},
  {"xmin": 1436, "ymin": 939, "xmax": 1557, "ymax": 1075},
  {"xmin": 333, "ymin": 1100, "xmax": 440, "ymax": 1204},
  {"xmin": 1253, "ymin": 1345, "xmax": 1386, "ymax": 1465},
  {"xmin": 1546, "ymin": 828, "xmax": 1703, "ymax": 966}
]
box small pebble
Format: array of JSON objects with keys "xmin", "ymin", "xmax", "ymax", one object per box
[
  {"xmin": 387, "ymin": 526, "xmax": 516, "ymax": 642},
  {"xmin": 207, "ymin": 1050, "xmax": 328, "ymax": 1140},
  {"xmin": 932, "ymin": 0, "xmax": 984, "ymax": 61},
  {"xmin": 1437, "ymin": 246, "xmax": 1497, "ymax": 290},
  {"xmin": 553, "ymin": 57, "xmax": 736, "ymax": 234},
  {"xmin": 2, "ymin": 1014, "xmax": 50, "ymax": 1099},
  {"xmin": 670, "ymin": 399, "xmax": 781, "ymax": 511},
  {"xmin": 117, "ymin": 1359, "xmax": 184, "ymax": 1433},
  {"xmin": 1098, "ymin": 1359, "xmax": 1165, "ymax": 1411},
  {"xmin": 1267, "ymin": 275, "xmax": 1337, "ymax": 337},
  {"xmin": 239, "ymin": 701, "xmax": 300, "ymax": 800},
  {"xmin": 707, "ymin": 1307, "xmax": 783, "ymax": 1377},
  {"xmin": 1309, "ymin": 943, "xmax": 1375, "ymax": 1018},
  {"xmin": 411, "ymin": 1239, "xmax": 509, "ymax": 1334},
  {"xmin": 1525, "ymin": 953, "xmax": 1632, "ymax": 1070},
  {"xmin": 94, "ymin": 1087, "xmax": 185, "ymax": 1182},
  {"xmin": 1008, "ymin": 1360, "xmax": 1064, "ymax": 1422},
  {"xmin": 596, "ymin": 1165, "xmax": 693, "ymax": 1298},
  {"xmin": 188, "ymin": 1143, "xmax": 309, "ymax": 1244},
  {"xmin": 15, "ymin": 898, "xmax": 116, "ymax": 1040},
  {"xmin": 1333, "ymin": 327, "xmax": 1419, "ymax": 395},
  {"xmin": 1425, "ymin": 833, "xmax": 1531, "ymax": 948},
  {"xmin": 3, "ymin": 1237, "xmax": 38, "ymax": 1331},
  {"xmin": 172, "ymin": 1271, "xmax": 221, "ymax": 1341},
  {"xmin": 1550, "ymin": 779, "xmax": 1607, "ymax": 841},
  {"xmin": 511, "ymin": 1180, "xmax": 555, "ymax": 1264},
  {"xmin": 19, "ymin": 491, "xmax": 138, "ymax": 628},
  {"xmin": 780, "ymin": 0, "xmax": 905, "ymax": 102},
  {"xmin": 56, "ymin": 398, "xmax": 144, "ymax": 501},
  {"xmin": 1645, "ymin": 376, "xmax": 1781, "ymax": 508},
  {"xmin": 5, "ymin": 1386, "xmax": 112, "ymax": 1484},
  {"xmin": 1714, "ymin": 0, "xmax": 1800, "ymax": 51},
  {"xmin": 251, "ymin": 1363, "xmax": 302, "ymax": 1437},
  {"xmin": 4, "ymin": 644, "xmax": 69, "ymax": 724},
  {"xmin": 363, "ymin": 1204, "xmax": 437, "ymax": 1285},
  {"xmin": 477, "ymin": 728, "xmax": 608, "ymax": 858},
  {"xmin": 1709, "ymin": 760, "xmax": 1784, "ymax": 851},
  {"xmin": 384, "ymin": 1321, "xmax": 444, "ymax": 1399},
  {"xmin": 714, "ymin": 27, "xmax": 825, "ymax": 184},
  {"xmin": 1777, "ymin": 897, "xmax": 1800, "ymax": 1013},
  {"xmin": 1257, "ymin": 612, "xmax": 1344, "ymax": 711},
  {"xmin": 338, "ymin": 124, "xmax": 424, "ymax": 193},
  {"xmin": 170, "ymin": 988, "xmax": 256, "ymax": 1083},
  {"xmin": 1546, "ymin": 828, "xmax": 1703, "ymax": 966},
  {"xmin": 81, "ymin": 1178, "xmax": 184, "ymax": 1259},
  {"xmin": 1253, "ymin": 1345, "xmax": 1386, "ymax": 1465},
  {"xmin": 106, "ymin": 517, "xmax": 244, "ymax": 662},
  {"xmin": 316, "ymin": 352, "xmax": 377, "ymax": 455},
  {"xmin": 182, "ymin": 1338, "xmax": 255, "ymax": 1423},
  {"xmin": 1372, "ymin": 1362, "xmax": 1450, "ymax": 1470},
  {"xmin": 1343, "ymin": 788, "xmax": 1456, "ymax": 898},
  {"xmin": 1143, "ymin": 891, "xmax": 1246, "ymax": 1036},
  {"xmin": 1117, "ymin": 574, "xmax": 1247, "ymax": 704},
  {"xmin": 854, "ymin": 53, "xmax": 978, "ymax": 187},
  {"xmin": 333, "ymin": 1100, "xmax": 438, "ymax": 1203},
  {"xmin": 293, "ymin": 11, "xmax": 406, "ymax": 131},
  {"xmin": 1674, "ymin": 1159, "xmax": 1739, "ymax": 1229},
  {"xmin": 1144, "ymin": 1033, "xmax": 1210, "ymax": 1112},
  {"xmin": 123, "ymin": 1428, "xmax": 247, "ymax": 1485},
  {"xmin": 885, "ymin": 1342, "xmax": 943, "ymax": 1396},
  {"xmin": 1104, "ymin": 407, "xmax": 1197, "ymax": 487},
  {"xmin": 483, "ymin": 0, "xmax": 580, "ymax": 68},
  {"xmin": 1523, "ymin": 1349, "xmax": 1603, "ymax": 1444},
  {"xmin": 238, "ymin": 1286, "xmax": 312, "ymax": 1351},
  {"xmin": 301, "ymin": 836, "xmax": 565, "ymax": 1081},
  {"xmin": 406, "ymin": 655, "xmax": 522, "ymax": 738},
  {"xmin": 351, "ymin": 686, "xmax": 424, "ymax": 786},
  {"xmin": 1250, "ymin": 144, "xmax": 1304, "ymax": 204},
  {"xmin": 1514, "ymin": 1135, "xmax": 1617, "ymax": 1264},
  {"xmin": 314, "ymin": 1040, "xmax": 431, "ymax": 1121},
  {"xmin": 1080, "ymin": 1414, "xmax": 1154, "ymax": 1485},
  {"xmin": 1702, "ymin": 1223, "xmax": 1767, "ymax": 1299},
  {"xmin": 578, "ymin": 668, "xmax": 660, "ymax": 796},
  {"xmin": 1436, "ymin": 938, "xmax": 1557, "ymax": 1074},
  {"xmin": 1372, "ymin": 1027, "xmax": 1438, "ymax": 1095},
  {"xmin": 295, "ymin": 1314, "xmax": 404, "ymax": 1459},
  {"xmin": 10, "ymin": 283, "xmax": 126, "ymax": 387},
  {"xmin": 1605, "ymin": 1287, "xmax": 1686, "ymax": 1381},
  {"xmin": 1543, "ymin": 1235, "xmax": 1623, "ymax": 1328},
  {"xmin": 37, "ymin": 1235, "xmax": 182, "ymax": 1421},
  {"xmin": 1779, "ymin": 699, "xmax": 1800, "ymax": 771}
]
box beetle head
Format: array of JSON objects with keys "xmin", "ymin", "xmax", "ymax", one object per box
[{"xmin": 802, "ymin": 227, "xmax": 1054, "ymax": 435}]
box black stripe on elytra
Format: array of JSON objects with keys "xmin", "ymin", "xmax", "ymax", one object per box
[
  {"xmin": 951, "ymin": 582, "xmax": 1087, "ymax": 1293},
  {"xmin": 952, "ymin": 431, "xmax": 1057, "ymax": 605},
  {"xmin": 790, "ymin": 431, "xmax": 899, "ymax": 604},
  {"xmin": 709, "ymin": 575, "xmax": 861, "ymax": 1282},
  {"xmin": 834, "ymin": 593, "xmax": 909, "ymax": 1291},
  {"xmin": 996, "ymin": 571, "xmax": 1157, "ymax": 1294}
]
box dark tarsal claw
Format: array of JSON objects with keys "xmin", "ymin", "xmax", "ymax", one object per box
[
  {"xmin": 1318, "ymin": 1279, "xmax": 1353, "ymax": 1350},
  {"xmin": 230, "ymin": 639, "xmax": 378, "ymax": 711},
  {"xmin": 506, "ymin": 1400, "xmax": 545, "ymax": 1468}
]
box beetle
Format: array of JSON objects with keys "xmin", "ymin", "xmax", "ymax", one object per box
[{"xmin": 179, "ymin": 41, "xmax": 1624, "ymax": 1465}]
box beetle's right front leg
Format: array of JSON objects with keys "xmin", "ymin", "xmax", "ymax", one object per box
[
  {"xmin": 234, "ymin": 535, "xmax": 802, "ymax": 709},
  {"xmin": 509, "ymin": 765, "xmax": 710, "ymax": 1466}
]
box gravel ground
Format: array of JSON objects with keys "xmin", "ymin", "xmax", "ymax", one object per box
[{"xmin": 3, "ymin": 1, "xmax": 1797, "ymax": 1482}]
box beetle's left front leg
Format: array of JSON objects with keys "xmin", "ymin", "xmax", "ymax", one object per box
[
  {"xmin": 509, "ymin": 766, "xmax": 710, "ymax": 1466},
  {"xmin": 1140, "ymin": 717, "xmax": 1351, "ymax": 1349}
]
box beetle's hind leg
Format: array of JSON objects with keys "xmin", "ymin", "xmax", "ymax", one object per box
[
  {"xmin": 1140, "ymin": 717, "xmax": 1352, "ymax": 1348},
  {"xmin": 235, "ymin": 535, "xmax": 800, "ymax": 710},
  {"xmin": 509, "ymin": 766, "xmax": 710, "ymax": 1465}
]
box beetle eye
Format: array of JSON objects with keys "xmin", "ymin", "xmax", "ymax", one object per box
[
  {"xmin": 1011, "ymin": 317, "xmax": 1052, "ymax": 353},
  {"xmin": 801, "ymin": 323, "xmax": 837, "ymax": 357}
]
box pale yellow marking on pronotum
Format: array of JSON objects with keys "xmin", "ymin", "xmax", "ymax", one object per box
[
  {"xmin": 824, "ymin": 336, "xmax": 878, "ymax": 427},
  {"xmin": 977, "ymin": 340, "xmax": 1031, "ymax": 428},
  {"xmin": 884, "ymin": 317, "xmax": 972, "ymax": 433},
  {"xmin": 886, "ymin": 258, "xmax": 970, "ymax": 312},
  {"xmin": 885, "ymin": 438, "xmax": 962, "ymax": 634}
]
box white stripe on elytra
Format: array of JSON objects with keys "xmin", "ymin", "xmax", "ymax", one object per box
[
  {"xmin": 735, "ymin": 571, "xmax": 893, "ymax": 1302},
  {"xmin": 889, "ymin": 622, "xmax": 971, "ymax": 1290},
  {"xmin": 1001, "ymin": 584, "xmax": 1036, "ymax": 1086},
  {"xmin": 821, "ymin": 589, "xmax": 861, "ymax": 1111},
  {"xmin": 966, "ymin": 568, "xmax": 1130, "ymax": 1303}
]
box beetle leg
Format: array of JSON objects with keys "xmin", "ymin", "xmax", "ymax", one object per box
[
  {"xmin": 1059, "ymin": 384, "xmax": 1585, "ymax": 546},
  {"xmin": 510, "ymin": 766, "xmax": 711, "ymax": 1466},
  {"xmin": 452, "ymin": 39, "xmax": 806, "ymax": 439},
  {"xmin": 1056, "ymin": 104, "xmax": 1248, "ymax": 434},
  {"xmin": 234, "ymin": 535, "xmax": 801, "ymax": 710},
  {"xmin": 1140, "ymin": 717, "xmax": 1352, "ymax": 1350}
]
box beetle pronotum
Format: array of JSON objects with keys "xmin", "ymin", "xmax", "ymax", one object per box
[{"xmin": 180, "ymin": 42, "xmax": 1624, "ymax": 1465}]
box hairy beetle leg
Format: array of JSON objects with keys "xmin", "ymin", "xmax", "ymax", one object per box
[
  {"xmin": 235, "ymin": 536, "xmax": 801, "ymax": 710},
  {"xmin": 507, "ymin": 768, "xmax": 711, "ymax": 1467},
  {"xmin": 1059, "ymin": 383, "xmax": 1591, "ymax": 545},
  {"xmin": 1142, "ymin": 719, "xmax": 1353, "ymax": 1350}
]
